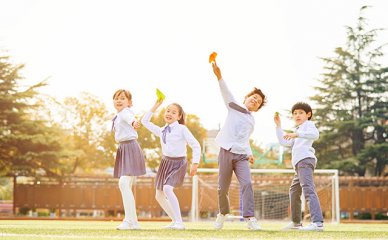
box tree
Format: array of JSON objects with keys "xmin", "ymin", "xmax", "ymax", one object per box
[
  {"xmin": 0, "ymin": 54, "xmax": 64, "ymax": 177},
  {"xmin": 311, "ymin": 6, "xmax": 388, "ymax": 176}
]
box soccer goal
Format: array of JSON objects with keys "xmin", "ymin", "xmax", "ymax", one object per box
[{"xmin": 191, "ymin": 168, "xmax": 340, "ymax": 223}]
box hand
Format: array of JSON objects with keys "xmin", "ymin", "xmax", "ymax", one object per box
[
  {"xmin": 151, "ymin": 99, "xmax": 163, "ymax": 112},
  {"xmin": 190, "ymin": 163, "xmax": 198, "ymax": 176},
  {"xmin": 212, "ymin": 62, "xmax": 222, "ymax": 80},
  {"xmin": 132, "ymin": 120, "xmax": 141, "ymax": 129},
  {"xmin": 274, "ymin": 113, "xmax": 281, "ymax": 127},
  {"xmin": 283, "ymin": 133, "xmax": 298, "ymax": 140},
  {"xmin": 248, "ymin": 155, "xmax": 254, "ymax": 165}
]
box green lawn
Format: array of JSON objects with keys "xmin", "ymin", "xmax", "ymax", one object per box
[{"xmin": 0, "ymin": 220, "xmax": 387, "ymax": 240}]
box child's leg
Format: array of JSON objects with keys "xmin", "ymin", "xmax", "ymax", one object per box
[
  {"xmin": 155, "ymin": 189, "xmax": 175, "ymax": 221},
  {"xmin": 163, "ymin": 185, "xmax": 182, "ymax": 223},
  {"xmin": 233, "ymin": 157, "xmax": 254, "ymax": 218},
  {"xmin": 218, "ymin": 149, "xmax": 233, "ymax": 215},
  {"xmin": 289, "ymin": 173, "xmax": 303, "ymax": 223},
  {"xmin": 118, "ymin": 176, "xmax": 138, "ymax": 223},
  {"xmin": 297, "ymin": 158, "xmax": 323, "ymax": 223}
]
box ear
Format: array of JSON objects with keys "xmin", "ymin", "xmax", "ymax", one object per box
[{"xmin": 307, "ymin": 112, "xmax": 312, "ymax": 118}]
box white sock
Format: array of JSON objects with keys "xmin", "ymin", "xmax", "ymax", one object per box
[
  {"xmin": 155, "ymin": 190, "xmax": 175, "ymax": 222},
  {"xmin": 118, "ymin": 176, "xmax": 137, "ymax": 223},
  {"xmin": 163, "ymin": 185, "xmax": 183, "ymax": 223}
]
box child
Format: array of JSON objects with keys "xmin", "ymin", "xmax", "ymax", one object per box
[
  {"xmin": 112, "ymin": 89, "xmax": 146, "ymax": 230},
  {"xmin": 141, "ymin": 98, "xmax": 201, "ymax": 230},
  {"xmin": 274, "ymin": 102, "xmax": 324, "ymax": 231},
  {"xmin": 211, "ymin": 62, "xmax": 266, "ymax": 230}
]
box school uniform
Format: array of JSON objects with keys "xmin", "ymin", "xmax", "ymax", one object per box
[
  {"xmin": 276, "ymin": 120, "xmax": 324, "ymax": 223},
  {"xmin": 112, "ymin": 107, "xmax": 146, "ymax": 178},
  {"xmin": 141, "ymin": 112, "xmax": 201, "ymax": 190},
  {"xmin": 216, "ymin": 78, "xmax": 255, "ymax": 218}
]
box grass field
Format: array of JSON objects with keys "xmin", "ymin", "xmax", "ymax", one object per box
[{"xmin": 0, "ymin": 220, "xmax": 387, "ymax": 240}]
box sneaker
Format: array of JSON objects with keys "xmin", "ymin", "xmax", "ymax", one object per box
[
  {"xmin": 130, "ymin": 222, "xmax": 141, "ymax": 230},
  {"xmin": 162, "ymin": 221, "xmax": 176, "ymax": 229},
  {"xmin": 299, "ymin": 222, "xmax": 324, "ymax": 231},
  {"xmin": 246, "ymin": 217, "xmax": 261, "ymax": 230},
  {"xmin": 116, "ymin": 220, "xmax": 141, "ymax": 230},
  {"xmin": 282, "ymin": 222, "xmax": 302, "ymax": 230},
  {"xmin": 214, "ymin": 213, "xmax": 226, "ymax": 230},
  {"xmin": 116, "ymin": 220, "xmax": 131, "ymax": 230},
  {"xmin": 170, "ymin": 222, "xmax": 185, "ymax": 230}
]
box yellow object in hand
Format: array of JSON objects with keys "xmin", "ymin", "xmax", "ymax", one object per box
[
  {"xmin": 156, "ymin": 88, "xmax": 165, "ymax": 101},
  {"xmin": 275, "ymin": 112, "xmax": 280, "ymax": 116}
]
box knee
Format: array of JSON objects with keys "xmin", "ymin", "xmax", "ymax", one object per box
[
  {"xmin": 162, "ymin": 185, "xmax": 173, "ymax": 195},
  {"xmin": 240, "ymin": 181, "xmax": 252, "ymax": 191},
  {"xmin": 218, "ymin": 187, "xmax": 228, "ymax": 196},
  {"xmin": 301, "ymin": 184, "xmax": 316, "ymax": 196},
  {"xmin": 155, "ymin": 191, "xmax": 164, "ymax": 201}
]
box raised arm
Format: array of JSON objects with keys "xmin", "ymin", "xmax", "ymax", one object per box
[
  {"xmin": 274, "ymin": 113, "xmax": 294, "ymax": 147},
  {"xmin": 141, "ymin": 100, "xmax": 163, "ymax": 137},
  {"xmin": 212, "ymin": 62, "xmax": 236, "ymax": 107}
]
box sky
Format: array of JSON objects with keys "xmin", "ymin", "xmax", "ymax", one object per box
[{"xmin": 1, "ymin": 0, "xmax": 387, "ymax": 146}]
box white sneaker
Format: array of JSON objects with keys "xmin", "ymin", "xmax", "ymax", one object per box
[
  {"xmin": 246, "ymin": 217, "xmax": 261, "ymax": 230},
  {"xmin": 299, "ymin": 222, "xmax": 324, "ymax": 231},
  {"xmin": 170, "ymin": 222, "xmax": 185, "ymax": 230},
  {"xmin": 116, "ymin": 220, "xmax": 141, "ymax": 230},
  {"xmin": 282, "ymin": 222, "xmax": 302, "ymax": 230},
  {"xmin": 162, "ymin": 221, "xmax": 176, "ymax": 229},
  {"xmin": 214, "ymin": 213, "xmax": 226, "ymax": 230},
  {"xmin": 116, "ymin": 220, "xmax": 131, "ymax": 230},
  {"xmin": 130, "ymin": 222, "xmax": 141, "ymax": 230}
]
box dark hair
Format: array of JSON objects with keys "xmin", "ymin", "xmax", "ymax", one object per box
[
  {"xmin": 113, "ymin": 89, "xmax": 132, "ymax": 100},
  {"xmin": 291, "ymin": 102, "xmax": 313, "ymax": 120},
  {"xmin": 244, "ymin": 87, "xmax": 266, "ymax": 111},
  {"xmin": 170, "ymin": 103, "xmax": 185, "ymax": 125}
]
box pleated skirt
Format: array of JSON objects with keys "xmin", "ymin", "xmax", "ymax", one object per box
[
  {"xmin": 155, "ymin": 156, "xmax": 187, "ymax": 190},
  {"xmin": 113, "ymin": 140, "xmax": 146, "ymax": 178}
]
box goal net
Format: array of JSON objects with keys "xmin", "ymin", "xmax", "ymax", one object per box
[{"xmin": 191, "ymin": 168, "xmax": 339, "ymax": 223}]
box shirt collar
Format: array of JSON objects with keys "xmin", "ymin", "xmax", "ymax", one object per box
[{"xmin": 164, "ymin": 121, "xmax": 179, "ymax": 129}]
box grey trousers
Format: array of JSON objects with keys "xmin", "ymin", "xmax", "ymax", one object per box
[
  {"xmin": 290, "ymin": 157, "xmax": 323, "ymax": 223},
  {"xmin": 217, "ymin": 148, "xmax": 255, "ymax": 218}
]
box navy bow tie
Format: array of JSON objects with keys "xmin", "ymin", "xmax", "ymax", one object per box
[
  {"xmin": 111, "ymin": 115, "xmax": 117, "ymax": 131},
  {"xmin": 162, "ymin": 125, "xmax": 171, "ymax": 144},
  {"xmin": 229, "ymin": 102, "xmax": 250, "ymax": 114}
]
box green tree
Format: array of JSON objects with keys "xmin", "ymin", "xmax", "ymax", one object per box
[
  {"xmin": 311, "ymin": 6, "xmax": 388, "ymax": 176},
  {"xmin": 0, "ymin": 55, "xmax": 63, "ymax": 177}
]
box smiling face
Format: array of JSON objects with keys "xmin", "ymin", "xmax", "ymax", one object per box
[
  {"xmin": 164, "ymin": 104, "xmax": 182, "ymax": 124},
  {"xmin": 113, "ymin": 91, "xmax": 132, "ymax": 112},
  {"xmin": 292, "ymin": 109, "xmax": 311, "ymax": 126},
  {"xmin": 244, "ymin": 93, "xmax": 263, "ymax": 112}
]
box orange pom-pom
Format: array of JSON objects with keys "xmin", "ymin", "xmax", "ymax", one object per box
[{"xmin": 209, "ymin": 52, "xmax": 217, "ymax": 63}]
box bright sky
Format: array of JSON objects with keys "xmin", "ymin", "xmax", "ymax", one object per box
[{"xmin": 1, "ymin": 0, "xmax": 387, "ymax": 146}]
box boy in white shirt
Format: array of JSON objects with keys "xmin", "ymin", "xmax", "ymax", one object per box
[
  {"xmin": 274, "ymin": 102, "xmax": 324, "ymax": 231},
  {"xmin": 212, "ymin": 62, "xmax": 266, "ymax": 231}
]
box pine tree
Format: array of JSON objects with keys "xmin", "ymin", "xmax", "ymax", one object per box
[{"xmin": 311, "ymin": 6, "xmax": 388, "ymax": 176}]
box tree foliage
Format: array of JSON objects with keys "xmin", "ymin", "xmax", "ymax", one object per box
[{"xmin": 311, "ymin": 6, "xmax": 388, "ymax": 176}]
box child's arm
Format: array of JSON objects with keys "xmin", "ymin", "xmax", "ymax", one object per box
[
  {"xmin": 212, "ymin": 62, "xmax": 237, "ymax": 108},
  {"xmin": 274, "ymin": 113, "xmax": 294, "ymax": 147},
  {"xmin": 183, "ymin": 126, "xmax": 201, "ymax": 176},
  {"xmin": 120, "ymin": 108, "xmax": 137, "ymax": 128},
  {"xmin": 296, "ymin": 121, "xmax": 319, "ymax": 140},
  {"xmin": 140, "ymin": 100, "xmax": 163, "ymax": 137}
]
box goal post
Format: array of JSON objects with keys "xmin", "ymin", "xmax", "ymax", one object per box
[{"xmin": 191, "ymin": 168, "xmax": 340, "ymax": 224}]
